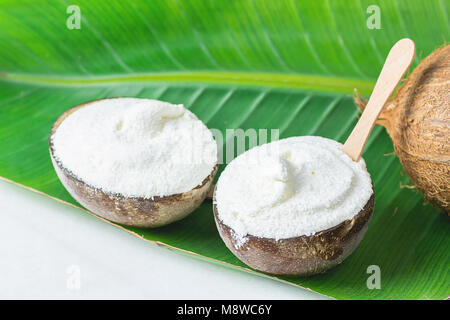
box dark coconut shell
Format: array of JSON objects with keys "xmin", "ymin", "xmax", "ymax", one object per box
[
  {"xmin": 213, "ymin": 194, "xmax": 374, "ymax": 276},
  {"xmin": 49, "ymin": 100, "xmax": 217, "ymax": 228}
]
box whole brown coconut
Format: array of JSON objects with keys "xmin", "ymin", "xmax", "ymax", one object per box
[{"xmin": 356, "ymin": 45, "xmax": 449, "ymax": 215}]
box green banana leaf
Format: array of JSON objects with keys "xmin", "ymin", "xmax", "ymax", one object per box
[{"xmin": 0, "ymin": 0, "xmax": 448, "ymax": 299}]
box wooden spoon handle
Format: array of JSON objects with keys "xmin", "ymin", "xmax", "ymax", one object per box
[{"xmin": 342, "ymin": 38, "xmax": 416, "ymax": 161}]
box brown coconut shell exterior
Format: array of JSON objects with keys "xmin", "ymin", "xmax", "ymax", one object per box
[
  {"xmin": 49, "ymin": 100, "xmax": 217, "ymax": 228},
  {"xmin": 374, "ymin": 45, "xmax": 450, "ymax": 215},
  {"xmin": 213, "ymin": 194, "xmax": 374, "ymax": 277}
]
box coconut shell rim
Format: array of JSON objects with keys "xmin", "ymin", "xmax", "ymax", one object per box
[{"xmin": 213, "ymin": 191, "xmax": 375, "ymax": 242}]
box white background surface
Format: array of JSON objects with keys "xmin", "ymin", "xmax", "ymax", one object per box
[{"xmin": 0, "ymin": 180, "xmax": 326, "ymax": 300}]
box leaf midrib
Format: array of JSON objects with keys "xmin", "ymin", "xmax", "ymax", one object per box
[{"xmin": 1, "ymin": 71, "xmax": 375, "ymax": 95}]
